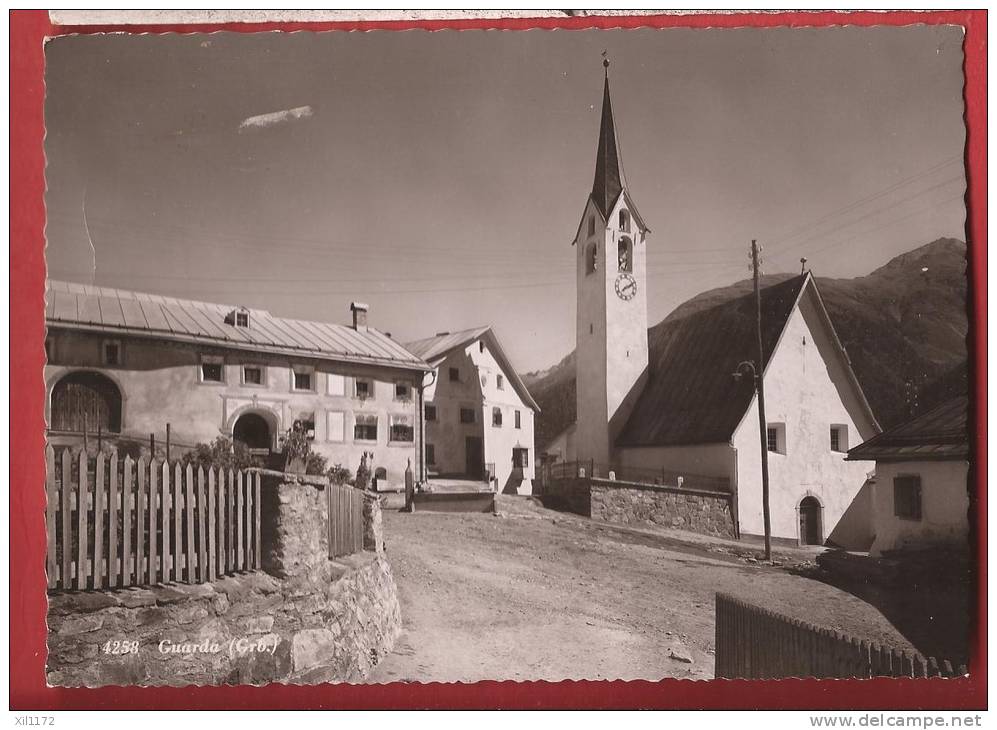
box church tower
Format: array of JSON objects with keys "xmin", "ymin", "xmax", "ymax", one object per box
[{"xmin": 572, "ymin": 59, "xmax": 650, "ymax": 467}]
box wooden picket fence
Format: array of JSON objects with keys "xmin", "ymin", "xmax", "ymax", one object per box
[
  {"xmin": 327, "ymin": 481, "xmax": 364, "ymax": 559},
  {"xmin": 45, "ymin": 446, "xmax": 261, "ymax": 591},
  {"xmin": 715, "ymin": 592, "xmax": 967, "ymax": 679}
]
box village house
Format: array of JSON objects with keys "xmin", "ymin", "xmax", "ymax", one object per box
[
  {"xmin": 404, "ymin": 327, "xmax": 539, "ymax": 495},
  {"xmin": 846, "ymin": 396, "xmax": 969, "ymax": 556},
  {"xmin": 547, "ymin": 61, "xmax": 880, "ymax": 547},
  {"xmin": 44, "ymin": 279, "xmax": 431, "ymax": 488}
]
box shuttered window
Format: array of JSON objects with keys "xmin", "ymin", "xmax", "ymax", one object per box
[{"xmin": 894, "ymin": 475, "xmax": 922, "ymax": 521}]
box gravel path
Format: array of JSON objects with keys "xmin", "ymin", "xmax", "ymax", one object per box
[{"xmin": 366, "ymin": 496, "xmax": 918, "ymax": 683}]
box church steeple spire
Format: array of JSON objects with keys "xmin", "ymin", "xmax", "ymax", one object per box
[{"xmin": 591, "ymin": 57, "xmax": 624, "ymax": 219}]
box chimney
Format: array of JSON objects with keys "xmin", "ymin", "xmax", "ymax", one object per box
[{"xmin": 350, "ymin": 302, "xmax": 369, "ymax": 331}]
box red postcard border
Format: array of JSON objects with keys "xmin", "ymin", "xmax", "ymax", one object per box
[{"xmin": 10, "ymin": 9, "xmax": 987, "ymax": 710}]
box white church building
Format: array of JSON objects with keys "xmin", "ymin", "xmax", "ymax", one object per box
[{"xmin": 549, "ymin": 60, "xmax": 881, "ymax": 547}]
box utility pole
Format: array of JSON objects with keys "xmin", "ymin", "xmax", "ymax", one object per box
[{"xmin": 752, "ymin": 240, "xmax": 773, "ymax": 562}]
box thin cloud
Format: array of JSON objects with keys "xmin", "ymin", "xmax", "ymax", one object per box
[{"xmin": 238, "ymin": 105, "xmax": 313, "ymax": 131}]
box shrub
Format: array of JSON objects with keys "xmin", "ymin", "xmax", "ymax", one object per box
[
  {"xmin": 181, "ymin": 436, "xmax": 263, "ymax": 471},
  {"xmin": 327, "ymin": 463, "xmax": 352, "ymax": 486}
]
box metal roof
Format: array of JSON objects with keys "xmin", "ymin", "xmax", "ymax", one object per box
[
  {"xmin": 45, "ymin": 279, "xmax": 430, "ymax": 372},
  {"xmin": 847, "ymin": 396, "xmax": 968, "ymax": 462},
  {"xmin": 404, "ymin": 326, "xmax": 540, "ymax": 412}
]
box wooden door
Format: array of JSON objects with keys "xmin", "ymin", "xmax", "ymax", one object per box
[{"xmin": 465, "ymin": 437, "xmax": 484, "ymax": 479}]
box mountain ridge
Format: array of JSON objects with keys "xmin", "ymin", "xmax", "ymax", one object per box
[{"xmin": 524, "ymin": 237, "xmax": 969, "ymax": 450}]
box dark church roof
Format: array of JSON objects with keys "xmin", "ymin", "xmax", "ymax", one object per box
[
  {"xmin": 847, "ymin": 396, "xmax": 968, "ymax": 462},
  {"xmin": 617, "ymin": 274, "xmax": 842, "ymax": 447},
  {"xmin": 591, "ymin": 69, "xmax": 624, "ymax": 220}
]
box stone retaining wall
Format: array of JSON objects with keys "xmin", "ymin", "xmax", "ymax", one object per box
[
  {"xmin": 47, "ymin": 475, "xmax": 400, "ymax": 687},
  {"xmin": 542, "ymin": 477, "xmax": 736, "ymax": 538},
  {"xmin": 590, "ymin": 479, "xmax": 735, "ymax": 538}
]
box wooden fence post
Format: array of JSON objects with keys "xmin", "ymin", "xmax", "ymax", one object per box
[{"xmin": 93, "ymin": 453, "xmax": 105, "ymax": 590}]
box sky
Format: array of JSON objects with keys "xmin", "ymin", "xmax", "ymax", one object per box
[{"xmin": 44, "ymin": 26, "xmax": 967, "ymax": 372}]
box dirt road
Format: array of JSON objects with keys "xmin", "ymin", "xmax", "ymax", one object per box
[{"xmin": 367, "ymin": 496, "xmax": 918, "ymax": 683}]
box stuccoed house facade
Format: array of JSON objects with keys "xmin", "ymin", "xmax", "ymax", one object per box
[
  {"xmin": 847, "ymin": 396, "xmax": 970, "ymax": 557},
  {"xmin": 404, "ymin": 327, "xmax": 539, "ymax": 495},
  {"xmin": 44, "ymin": 279, "xmax": 431, "ymax": 488}
]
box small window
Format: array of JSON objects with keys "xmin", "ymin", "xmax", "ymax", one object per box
[
  {"xmin": 497, "ymin": 374, "xmax": 505, "ymax": 390},
  {"xmin": 588, "ymin": 216, "xmax": 595, "ymax": 237},
  {"xmin": 425, "ymin": 403, "xmax": 437, "ymax": 422},
  {"xmin": 200, "ymin": 355, "xmax": 224, "ymax": 383},
  {"xmin": 235, "ymin": 311, "xmax": 250, "ymax": 328},
  {"xmin": 242, "ymin": 365, "xmax": 264, "ymax": 386},
  {"xmin": 586, "ymin": 243, "xmax": 598, "ymax": 275},
  {"xmin": 459, "ymin": 407, "xmax": 476, "ymax": 424},
  {"xmin": 830, "ymin": 425, "xmax": 848, "ymax": 453},
  {"xmin": 395, "ymin": 382, "xmax": 412, "ymax": 401},
  {"xmin": 102, "ymin": 340, "xmax": 122, "ymax": 366},
  {"xmin": 492, "ymin": 407, "xmax": 503, "ymax": 427},
  {"xmin": 479, "ymin": 341, "xmax": 485, "ymax": 354},
  {"xmin": 766, "ymin": 423, "xmax": 786, "ymax": 454},
  {"xmin": 618, "ymin": 236, "xmax": 633, "ymax": 273},
  {"xmin": 390, "ymin": 414, "xmax": 414, "ymax": 443},
  {"xmin": 894, "ymin": 475, "xmax": 922, "ymax": 521},
  {"xmin": 449, "ymin": 367, "xmax": 460, "ymax": 382},
  {"xmin": 513, "ymin": 447, "xmax": 529, "ymax": 469},
  {"xmin": 327, "ymin": 411, "xmax": 345, "ymax": 442},
  {"xmin": 515, "ymin": 410, "xmax": 522, "ymax": 429},
  {"xmin": 619, "ymin": 209, "xmax": 631, "ymax": 232},
  {"xmin": 354, "ymin": 413, "xmax": 378, "ymax": 442},
  {"xmin": 292, "ymin": 366, "xmax": 315, "ymax": 392},
  {"xmin": 293, "ymin": 413, "xmax": 316, "ymax": 440},
  {"xmin": 426, "ymin": 443, "xmax": 436, "ymax": 466},
  {"xmin": 354, "ymin": 378, "xmax": 374, "ymax": 400}
]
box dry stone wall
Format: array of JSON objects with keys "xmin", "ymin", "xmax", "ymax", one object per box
[{"xmin": 47, "ymin": 476, "xmax": 400, "ymax": 687}]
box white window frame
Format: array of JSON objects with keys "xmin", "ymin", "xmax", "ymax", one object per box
[
  {"xmin": 353, "ymin": 377, "xmax": 375, "ymax": 401},
  {"xmin": 492, "ymin": 406, "xmax": 503, "ymax": 428},
  {"xmin": 241, "ymin": 364, "xmax": 266, "ymax": 387},
  {"xmin": 830, "ymin": 424, "xmax": 848, "ymax": 453},
  {"xmin": 199, "ymin": 354, "xmax": 226, "ymax": 384},
  {"xmin": 291, "ymin": 364, "xmax": 316, "ymax": 393},
  {"xmin": 102, "ymin": 338, "xmax": 123, "ymax": 367},
  {"xmin": 766, "ymin": 423, "xmax": 787, "ymax": 455},
  {"xmin": 497, "ymin": 374, "xmax": 505, "ymax": 390},
  {"xmin": 354, "ymin": 412, "xmax": 379, "ymax": 443},
  {"xmin": 394, "ymin": 381, "xmax": 413, "ymax": 402},
  {"xmin": 389, "ymin": 413, "xmax": 415, "ymax": 444},
  {"xmin": 515, "ymin": 409, "xmax": 522, "ymax": 429}
]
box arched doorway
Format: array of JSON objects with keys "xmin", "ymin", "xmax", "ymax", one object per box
[
  {"xmin": 799, "ymin": 496, "xmax": 823, "ymax": 546},
  {"xmin": 50, "ymin": 371, "xmax": 122, "ymax": 433},
  {"xmin": 233, "ymin": 412, "xmax": 272, "ymax": 453}
]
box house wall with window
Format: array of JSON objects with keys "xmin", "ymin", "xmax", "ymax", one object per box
[
  {"xmin": 730, "ymin": 293, "xmax": 877, "ymax": 544},
  {"xmin": 868, "ymin": 460, "xmax": 969, "ymax": 556},
  {"xmin": 44, "ymin": 329, "xmax": 421, "ymax": 488},
  {"xmin": 422, "ymin": 338, "xmax": 536, "ymax": 494}
]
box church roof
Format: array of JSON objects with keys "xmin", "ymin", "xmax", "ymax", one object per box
[
  {"xmin": 847, "ymin": 396, "xmax": 968, "ymax": 462},
  {"xmin": 405, "ymin": 326, "xmax": 540, "ymax": 412},
  {"xmin": 616, "ymin": 273, "xmax": 875, "ymax": 447},
  {"xmin": 591, "ymin": 69, "xmax": 625, "ymax": 221}
]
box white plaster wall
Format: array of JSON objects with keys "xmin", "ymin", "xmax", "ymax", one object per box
[
  {"xmin": 423, "ymin": 338, "xmax": 536, "ymax": 493},
  {"xmin": 573, "ymin": 195, "xmax": 648, "ymax": 467},
  {"xmin": 45, "ymin": 330, "xmax": 420, "ymax": 488},
  {"xmin": 732, "ymin": 290, "xmax": 877, "ymax": 543},
  {"xmin": 870, "ymin": 460, "xmax": 970, "ymax": 556}
]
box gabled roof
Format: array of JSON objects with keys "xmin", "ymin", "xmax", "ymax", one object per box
[
  {"xmin": 45, "ymin": 279, "xmax": 429, "ymax": 372},
  {"xmin": 405, "ymin": 326, "xmax": 540, "ymax": 412},
  {"xmin": 616, "ymin": 273, "xmax": 877, "ymax": 447},
  {"xmin": 847, "ymin": 396, "xmax": 968, "ymax": 462}
]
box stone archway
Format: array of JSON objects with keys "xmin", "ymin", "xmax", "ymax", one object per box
[
  {"xmin": 233, "ymin": 411, "xmax": 274, "ymax": 453},
  {"xmin": 799, "ymin": 495, "xmax": 823, "ymax": 546}
]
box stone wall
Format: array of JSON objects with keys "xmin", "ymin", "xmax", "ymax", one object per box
[
  {"xmin": 542, "ymin": 477, "xmax": 736, "ymax": 538},
  {"xmin": 47, "ymin": 474, "xmax": 401, "ymax": 687},
  {"xmin": 590, "ymin": 479, "xmax": 736, "ymax": 538}
]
